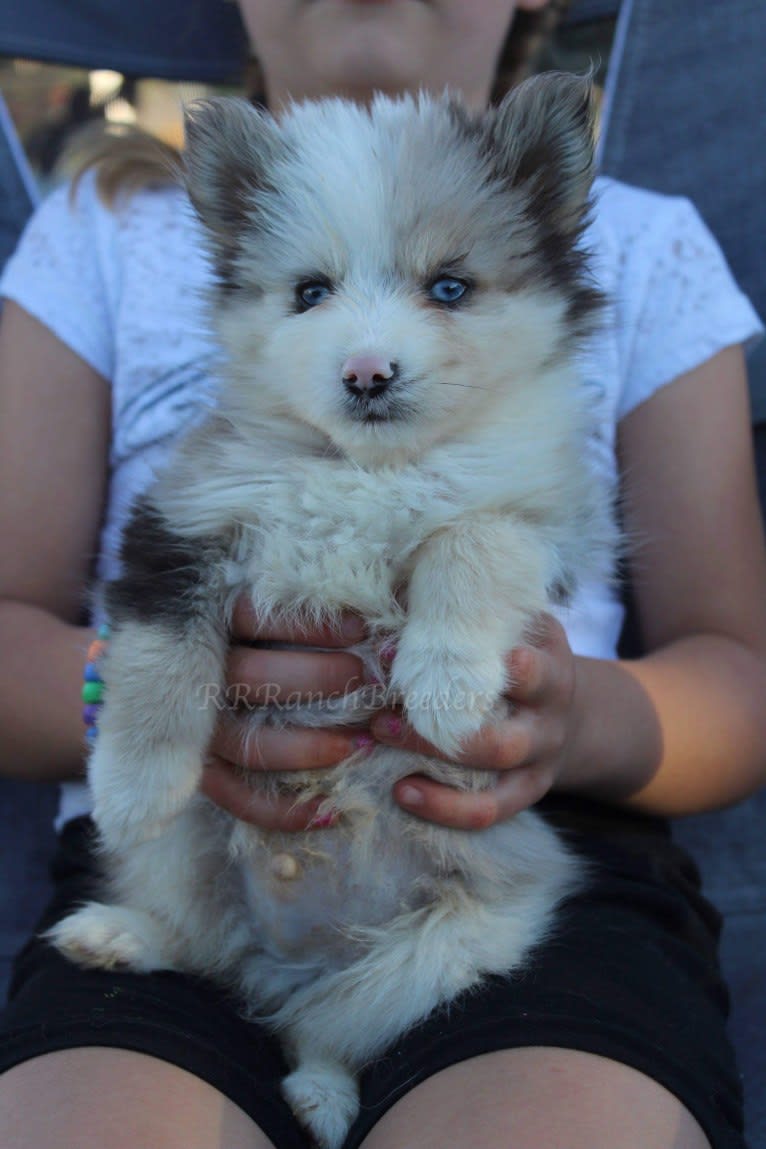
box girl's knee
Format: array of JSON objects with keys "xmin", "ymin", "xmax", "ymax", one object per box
[
  {"xmin": 0, "ymin": 1047, "xmax": 275, "ymax": 1149},
  {"xmin": 358, "ymin": 1047, "xmax": 713, "ymax": 1149}
]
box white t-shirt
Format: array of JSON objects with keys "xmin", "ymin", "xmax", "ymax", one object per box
[{"xmin": 1, "ymin": 172, "xmax": 762, "ymax": 827}]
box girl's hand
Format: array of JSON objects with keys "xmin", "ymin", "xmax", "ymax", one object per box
[
  {"xmin": 371, "ymin": 613, "xmax": 581, "ymax": 829},
  {"xmin": 200, "ymin": 597, "xmax": 370, "ymax": 831}
]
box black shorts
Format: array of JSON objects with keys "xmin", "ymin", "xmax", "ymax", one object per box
[{"xmin": 0, "ymin": 803, "xmax": 747, "ymax": 1149}]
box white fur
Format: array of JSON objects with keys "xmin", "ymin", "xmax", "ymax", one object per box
[{"xmin": 50, "ymin": 82, "xmax": 614, "ymax": 1149}]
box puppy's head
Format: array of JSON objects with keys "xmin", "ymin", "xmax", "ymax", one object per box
[{"xmin": 184, "ymin": 76, "xmax": 601, "ymax": 463}]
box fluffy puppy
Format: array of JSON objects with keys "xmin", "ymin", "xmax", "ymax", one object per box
[{"xmin": 51, "ymin": 75, "xmax": 614, "ymax": 1149}]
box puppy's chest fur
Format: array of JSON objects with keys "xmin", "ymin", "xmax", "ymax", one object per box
[{"xmin": 177, "ymin": 452, "xmax": 461, "ymax": 625}]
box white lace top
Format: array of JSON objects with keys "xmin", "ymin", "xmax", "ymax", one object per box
[{"xmin": 1, "ymin": 172, "xmax": 762, "ymax": 827}]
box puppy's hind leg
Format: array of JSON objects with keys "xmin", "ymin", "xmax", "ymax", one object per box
[
  {"xmin": 273, "ymin": 886, "xmax": 556, "ymax": 1148},
  {"xmin": 47, "ymin": 902, "xmax": 172, "ymax": 973},
  {"xmin": 281, "ymin": 1058, "xmax": 359, "ymax": 1149}
]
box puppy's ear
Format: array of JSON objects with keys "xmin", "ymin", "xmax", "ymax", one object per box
[
  {"xmin": 485, "ymin": 72, "xmax": 596, "ymax": 238},
  {"xmin": 183, "ymin": 98, "xmax": 280, "ymax": 283}
]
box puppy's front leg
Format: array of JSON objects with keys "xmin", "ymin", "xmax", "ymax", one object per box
[
  {"xmin": 391, "ymin": 514, "xmax": 558, "ymax": 755},
  {"xmin": 89, "ymin": 499, "xmax": 230, "ymax": 848},
  {"xmin": 90, "ymin": 619, "xmax": 226, "ymax": 848}
]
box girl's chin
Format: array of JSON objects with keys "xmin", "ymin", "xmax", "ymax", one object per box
[
  {"xmin": 303, "ymin": 0, "xmax": 428, "ymax": 10},
  {"xmin": 291, "ymin": 0, "xmax": 436, "ymax": 95}
]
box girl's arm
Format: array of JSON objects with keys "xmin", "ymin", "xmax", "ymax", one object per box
[
  {"xmin": 0, "ymin": 301, "xmax": 108, "ymax": 780},
  {"xmin": 591, "ymin": 341, "xmax": 766, "ymax": 814},
  {"xmin": 372, "ymin": 344, "xmax": 766, "ymax": 822}
]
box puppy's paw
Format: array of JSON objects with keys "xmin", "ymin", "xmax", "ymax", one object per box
[
  {"xmin": 282, "ymin": 1061, "xmax": 359, "ymax": 1149},
  {"xmin": 47, "ymin": 903, "xmax": 170, "ymax": 972},
  {"xmin": 391, "ymin": 635, "xmax": 506, "ymax": 756}
]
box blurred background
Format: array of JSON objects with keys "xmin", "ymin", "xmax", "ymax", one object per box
[
  {"xmin": 0, "ymin": 9, "xmax": 617, "ymax": 197},
  {"xmin": 0, "ymin": 64, "xmax": 228, "ymax": 194}
]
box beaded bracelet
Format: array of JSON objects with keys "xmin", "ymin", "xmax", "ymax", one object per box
[{"xmin": 82, "ymin": 624, "xmax": 111, "ymax": 744}]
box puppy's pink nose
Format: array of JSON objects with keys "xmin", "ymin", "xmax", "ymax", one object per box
[{"xmin": 342, "ymin": 355, "xmax": 397, "ymax": 397}]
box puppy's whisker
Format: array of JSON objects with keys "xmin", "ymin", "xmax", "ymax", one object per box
[{"xmin": 436, "ymin": 381, "xmax": 495, "ymax": 392}]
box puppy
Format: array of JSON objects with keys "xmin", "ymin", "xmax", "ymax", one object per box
[{"xmin": 51, "ymin": 75, "xmax": 613, "ymax": 1149}]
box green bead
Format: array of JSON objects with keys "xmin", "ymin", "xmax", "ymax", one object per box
[{"xmin": 82, "ymin": 681, "xmax": 104, "ymax": 704}]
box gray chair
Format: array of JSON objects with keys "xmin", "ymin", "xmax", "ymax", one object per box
[
  {"xmin": 0, "ymin": 0, "xmax": 246, "ymax": 83},
  {"xmin": 598, "ymin": 1, "xmax": 766, "ymax": 1142},
  {"xmin": 0, "ymin": 95, "xmax": 36, "ymax": 273}
]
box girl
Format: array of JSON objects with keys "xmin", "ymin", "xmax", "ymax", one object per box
[{"xmin": 1, "ymin": 2, "xmax": 765, "ymax": 1147}]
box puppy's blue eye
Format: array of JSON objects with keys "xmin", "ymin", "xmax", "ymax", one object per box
[
  {"xmin": 296, "ymin": 281, "xmax": 332, "ymax": 309},
  {"xmin": 428, "ymin": 277, "xmax": 469, "ymax": 305}
]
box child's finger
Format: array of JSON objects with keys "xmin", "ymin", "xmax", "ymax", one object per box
[
  {"xmin": 370, "ymin": 709, "xmax": 536, "ymax": 773},
  {"xmin": 201, "ymin": 758, "xmax": 338, "ymax": 831},
  {"xmin": 505, "ymin": 644, "xmax": 546, "ymax": 704},
  {"xmin": 506, "ymin": 614, "xmax": 573, "ymax": 706},
  {"xmin": 392, "ymin": 761, "xmax": 554, "ymax": 829},
  {"xmin": 210, "ymin": 720, "xmax": 372, "ymax": 773},
  {"xmin": 230, "ymin": 596, "xmax": 366, "ymax": 647},
  {"xmin": 368, "ymin": 711, "xmax": 436, "ymax": 755},
  {"xmin": 392, "ymin": 774, "xmax": 499, "ymax": 829},
  {"xmin": 225, "ymin": 644, "xmax": 365, "ymax": 705}
]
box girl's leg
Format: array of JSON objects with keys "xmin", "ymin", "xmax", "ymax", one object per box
[
  {"xmin": 358, "ymin": 1047, "xmax": 712, "ymax": 1149},
  {"xmin": 0, "ymin": 1048, "xmax": 281, "ymax": 1149}
]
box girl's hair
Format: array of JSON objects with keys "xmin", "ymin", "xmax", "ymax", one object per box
[
  {"xmin": 65, "ymin": 122, "xmax": 183, "ymax": 205},
  {"xmin": 492, "ymin": 0, "xmax": 572, "ymax": 100},
  {"xmin": 70, "ymin": 0, "xmax": 570, "ymax": 205}
]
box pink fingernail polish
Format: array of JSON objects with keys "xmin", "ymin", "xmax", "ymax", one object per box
[
  {"xmin": 379, "ymin": 640, "xmax": 398, "ymax": 665},
  {"xmin": 310, "ymin": 810, "xmax": 338, "ymax": 829},
  {"xmin": 354, "ymin": 733, "xmax": 375, "ymax": 752},
  {"xmin": 384, "ymin": 715, "xmax": 403, "ymax": 738}
]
